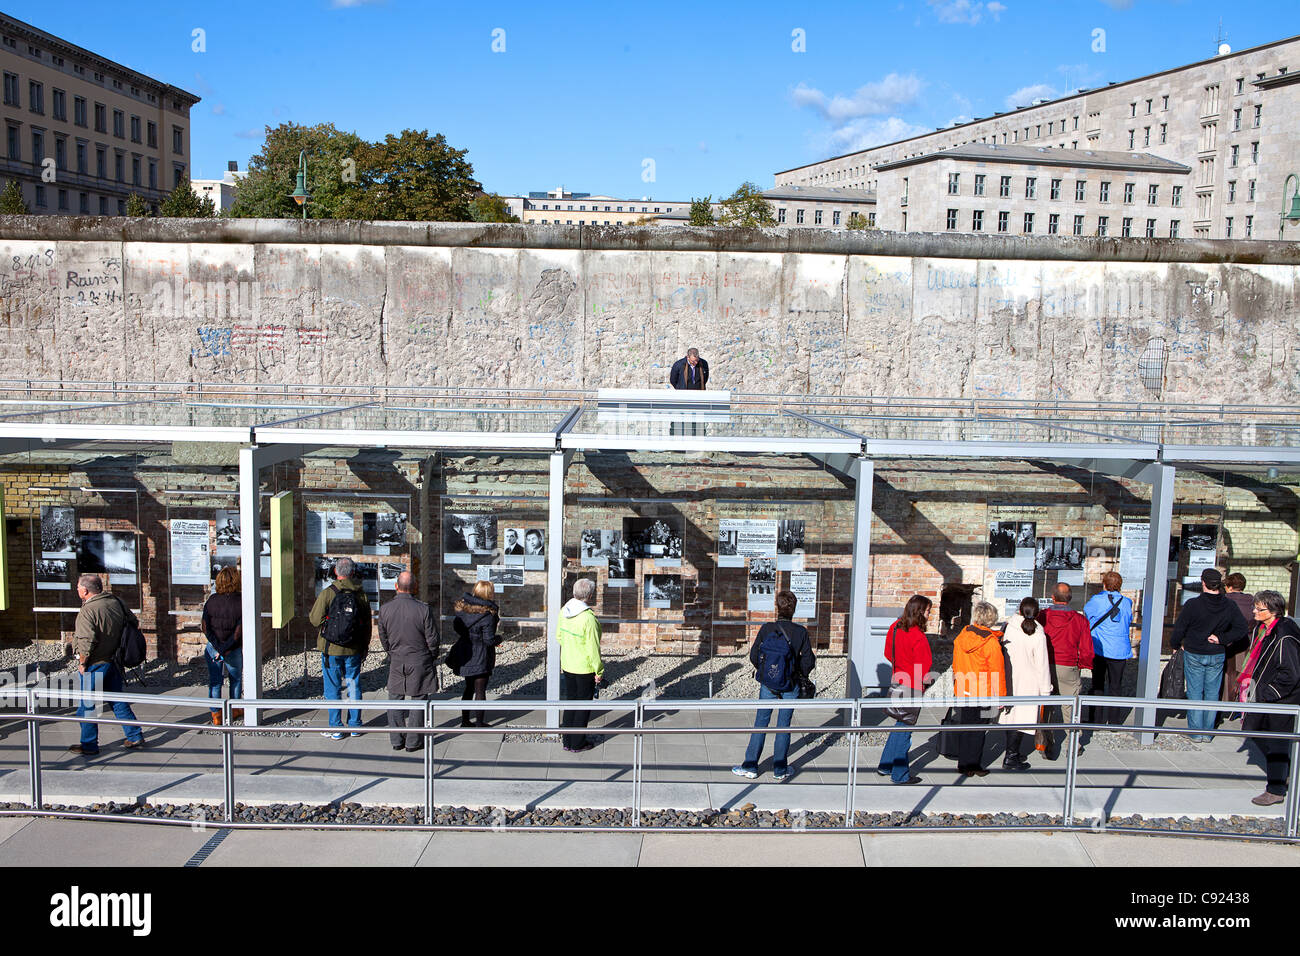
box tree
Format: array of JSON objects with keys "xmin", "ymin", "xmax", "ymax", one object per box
[
  {"xmin": 229, "ymin": 122, "xmax": 369, "ymax": 220},
  {"xmin": 468, "ymin": 192, "xmax": 520, "ymax": 223},
  {"xmin": 846, "ymin": 211, "xmax": 875, "ymax": 230},
  {"xmin": 125, "ymin": 194, "xmax": 152, "ymax": 217},
  {"xmin": 716, "ymin": 182, "xmax": 775, "ymax": 227},
  {"xmin": 689, "ymin": 196, "xmax": 715, "ymax": 226},
  {"xmin": 357, "ymin": 129, "xmax": 482, "ymax": 221},
  {"xmin": 158, "ymin": 179, "xmax": 216, "ymax": 218},
  {"xmin": 0, "ymin": 180, "xmax": 29, "ymax": 214}
]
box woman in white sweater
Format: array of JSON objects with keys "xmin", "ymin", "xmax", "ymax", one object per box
[{"xmin": 998, "ymin": 596, "xmax": 1053, "ymax": 771}]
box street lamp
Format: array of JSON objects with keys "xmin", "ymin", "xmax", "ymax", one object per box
[
  {"xmin": 289, "ymin": 150, "xmax": 309, "ymax": 220},
  {"xmin": 1280, "ymin": 173, "xmax": 1300, "ymax": 239}
]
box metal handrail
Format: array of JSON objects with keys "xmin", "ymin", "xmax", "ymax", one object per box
[{"xmin": 2, "ymin": 688, "xmax": 1297, "ymax": 838}]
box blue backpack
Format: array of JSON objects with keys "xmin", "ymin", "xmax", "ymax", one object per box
[{"xmin": 756, "ymin": 623, "xmax": 797, "ymax": 693}]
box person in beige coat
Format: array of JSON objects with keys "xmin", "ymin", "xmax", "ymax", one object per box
[{"xmin": 998, "ymin": 596, "xmax": 1053, "ymax": 771}]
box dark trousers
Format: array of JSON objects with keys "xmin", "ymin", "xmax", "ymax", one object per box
[
  {"xmin": 461, "ymin": 673, "xmax": 489, "ymax": 726},
  {"xmin": 1246, "ymin": 714, "xmax": 1292, "ymax": 795},
  {"xmin": 388, "ymin": 693, "xmax": 429, "ymax": 749},
  {"xmin": 1089, "ymin": 656, "xmax": 1129, "ymax": 725},
  {"xmin": 1003, "ymin": 729, "xmax": 1029, "ymax": 759},
  {"xmin": 561, "ymin": 670, "xmax": 597, "ymax": 749},
  {"xmin": 955, "ymin": 705, "xmax": 990, "ymax": 772}
]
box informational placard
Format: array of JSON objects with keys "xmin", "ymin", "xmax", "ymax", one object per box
[
  {"xmin": 305, "ymin": 510, "xmax": 326, "ymax": 554},
  {"xmin": 35, "ymin": 558, "xmax": 72, "ymax": 590},
  {"xmin": 993, "ymin": 569, "xmax": 1034, "ymax": 601},
  {"xmin": 1186, "ymin": 549, "xmax": 1217, "ymax": 576},
  {"xmin": 446, "ymin": 512, "xmax": 497, "ymax": 562},
  {"xmin": 988, "ymin": 520, "xmax": 1035, "ymax": 570},
  {"xmin": 643, "ymin": 573, "xmax": 682, "ymax": 609},
  {"xmin": 748, "ymin": 555, "xmax": 776, "ymax": 612},
  {"xmin": 718, "ymin": 518, "xmax": 777, "ymax": 568},
  {"xmin": 379, "ymin": 562, "xmax": 404, "ymax": 590},
  {"xmin": 214, "ymin": 509, "xmax": 241, "ymax": 548},
  {"xmin": 625, "ymin": 516, "xmax": 682, "ymax": 568},
  {"xmin": 362, "ymin": 511, "xmax": 406, "ymax": 556},
  {"xmin": 789, "ymin": 570, "xmax": 817, "ymax": 620},
  {"xmin": 777, "ymin": 519, "xmax": 805, "ymax": 571},
  {"xmin": 78, "ymin": 531, "xmax": 137, "ymax": 585},
  {"xmin": 40, "ymin": 505, "xmax": 77, "ymax": 558},
  {"xmin": 169, "ymin": 519, "xmax": 211, "ymax": 586},
  {"xmin": 270, "ymin": 491, "xmax": 294, "ymax": 629},
  {"xmin": 477, "ymin": 565, "xmax": 523, "ymax": 588},
  {"xmin": 607, "ymin": 558, "xmax": 635, "ymax": 588},
  {"xmin": 259, "ymin": 530, "xmax": 271, "ymax": 578},
  {"xmin": 325, "ymin": 511, "xmax": 355, "ymax": 542},
  {"xmin": 580, "ymin": 529, "xmax": 621, "ymax": 567},
  {"xmin": 1118, "ymin": 521, "xmax": 1149, "ymax": 583},
  {"xmin": 504, "ymin": 528, "xmax": 546, "ymax": 570}
]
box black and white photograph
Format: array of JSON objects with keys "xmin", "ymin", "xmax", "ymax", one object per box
[
  {"xmin": 314, "ymin": 556, "xmax": 336, "ymax": 594},
  {"xmin": 478, "ymin": 565, "xmax": 524, "ymax": 588},
  {"xmin": 363, "ymin": 511, "xmax": 407, "ymax": 554},
  {"xmin": 445, "ymin": 512, "xmax": 497, "ymax": 559},
  {"xmin": 777, "ymin": 519, "xmax": 805, "ymax": 555},
  {"xmin": 581, "ymin": 529, "xmax": 622, "ymax": 566},
  {"xmin": 607, "ymin": 557, "xmax": 636, "ymax": 588},
  {"xmin": 36, "ymin": 558, "xmax": 72, "ymax": 590},
  {"xmin": 354, "ymin": 562, "xmax": 380, "ymax": 603},
  {"xmin": 379, "ymin": 562, "xmax": 405, "ymax": 590},
  {"xmin": 211, "ymin": 550, "xmax": 240, "ymax": 583},
  {"xmin": 214, "ymin": 509, "xmax": 241, "ymax": 547},
  {"xmin": 1015, "ymin": 521, "xmax": 1037, "ymax": 549},
  {"xmin": 77, "ymin": 531, "xmax": 138, "ymax": 585},
  {"xmin": 1035, "ymin": 537, "xmax": 1086, "ymax": 571},
  {"xmin": 623, "ymin": 516, "xmax": 683, "ymax": 565},
  {"xmin": 988, "ymin": 521, "xmax": 1018, "ymax": 559},
  {"xmin": 39, "ymin": 505, "xmax": 77, "ymax": 558},
  {"xmin": 325, "ymin": 511, "xmax": 355, "ymax": 541},
  {"xmin": 1182, "ymin": 524, "xmax": 1218, "ymax": 552},
  {"xmin": 503, "ymin": 527, "xmax": 526, "ymax": 556},
  {"xmin": 748, "ymin": 555, "xmax": 776, "ymax": 612},
  {"xmin": 718, "ymin": 527, "xmax": 739, "ymax": 556},
  {"xmin": 643, "ymin": 573, "xmax": 682, "ymax": 610}
]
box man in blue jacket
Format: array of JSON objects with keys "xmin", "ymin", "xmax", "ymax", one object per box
[{"xmin": 1083, "ymin": 571, "xmax": 1134, "ymax": 726}]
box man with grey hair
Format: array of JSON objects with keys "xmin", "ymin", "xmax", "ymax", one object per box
[
  {"xmin": 377, "ymin": 571, "xmax": 439, "ymax": 752},
  {"xmin": 70, "ymin": 574, "xmax": 144, "ymax": 755},
  {"xmin": 309, "ymin": 557, "xmax": 372, "ymax": 739},
  {"xmin": 669, "ymin": 347, "xmax": 709, "ymax": 390},
  {"xmin": 556, "ymin": 577, "xmax": 605, "ymax": 752}
]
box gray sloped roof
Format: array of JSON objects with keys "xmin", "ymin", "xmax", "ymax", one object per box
[
  {"xmin": 874, "ymin": 143, "xmax": 1191, "ymax": 174},
  {"xmin": 761, "ymin": 185, "xmax": 877, "ymax": 203}
]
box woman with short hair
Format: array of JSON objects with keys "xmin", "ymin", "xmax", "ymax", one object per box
[
  {"xmin": 997, "ymin": 596, "xmax": 1053, "ymax": 772},
  {"xmin": 950, "ymin": 601, "xmax": 1006, "ymax": 777},
  {"xmin": 202, "ymin": 566, "xmax": 244, "ymax": 725},
  {"xmin": 453, "ymin": 581, "xmax": 500, "ymax": 728},
  {"xmin": 1237, "ymin": 590, "xmax": 1300, "ymax": 806}
]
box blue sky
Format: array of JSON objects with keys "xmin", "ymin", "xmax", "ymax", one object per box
[{"xmin": 7, "ymin": 0, "xmax": 1297, "ymax": 200}]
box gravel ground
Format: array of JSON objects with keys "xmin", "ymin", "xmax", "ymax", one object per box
[{"xmin": 0, "ymin": 801, "xmax": 1289, "ymax": 840}]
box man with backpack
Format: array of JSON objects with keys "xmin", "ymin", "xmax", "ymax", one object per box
[
  {"xmin": 1083, "ymin": 571, "xmax": 1134, "ymax": 726},
  {"xmin": 309, "ymin": 557, "xmax": 372, "ymax": 739},
  {"xmin": 69, "ymin": 574, "xmax": 145, "ymax": 755},
  {"xmin": 732, "ymin": 589, "xmax": 815, "ymax": 782}
]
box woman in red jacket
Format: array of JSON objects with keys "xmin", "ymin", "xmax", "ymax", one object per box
[{"xmin": 877, "ymin": 595, "xmax": 934, "ymax": 784}]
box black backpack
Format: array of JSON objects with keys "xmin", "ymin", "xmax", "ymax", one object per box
[
  {"xmin": 113, "ymin": 595, "xmax": 148, "ymax": 671},
  {"xmin": 756, "ymin": 623, "xmax": 797, "ymax": 692},
  {"xmin": 322, "ymin": 586, "xmax": 365, "ymax": 648}
]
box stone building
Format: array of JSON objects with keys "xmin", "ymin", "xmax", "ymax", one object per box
[
  {"xmin": 775, "ymin": 34, "xmax": 1300, "ymax": 240},
  {"xmin": 0, "ymin": 12, "xmax": 199, "ymax": 215}
]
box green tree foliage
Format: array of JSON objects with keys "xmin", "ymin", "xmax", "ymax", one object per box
[
  {"xmin": 229, "ymin": 122, "xmax": 369, "ymax": 219},
  {"xmin": 359, "ymin": 129, "xmax": 482, "ymax": 221},
  {"xmin": 125, "ymin": 194, "xmax": 152, "ymax": 217},
  {"xmin": 0, "ymin": 180, "xmax": 29, "ymax": 214},
  {"xmin": 689, "ymin": 196, "xmax": 715, "ymax": 226},
  {"xmin": 846, "ymin": 211, "xmax": 875, "ymax": 230},
  {"xmin": 158, "ymin": 179, "xmax": 216, "ymax": 218},
  {"xmin": 716, "ymin": 182, "xmax": 776, "ymax": 227},
  {"xmin": 468, "ymin": 192, "xmax": 520, "ymax": 223}
]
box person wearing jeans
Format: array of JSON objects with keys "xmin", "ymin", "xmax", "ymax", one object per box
[
  {"xmin": 202, "ymin": 566, "xmax": 244, "ymax": 725},
  {"xmin": 322, "ymin": 652, "xmax": 363, "ymax": 730},
  {"xmin": 733, "ymin": 590, "xmax": 816, "ymax": 781},
  {"xmin": 76, "ymin": 660, "xmax": 144, "ymax": 753},
  {"xmin": 1170, "ymin": 568, "xmax": 1247, "ymax": 741},
  {"xmin": 555, "ymin": 578, "xmax": 604, "ymax": 753},
  {"xmin": 308, "ymin": 558, "xmax": 372, "ymax": 739},
  {"xmin": 877, "ymin": 595, "xmax": 934, "ymax": 784},
  {"xmin": 1181, "ymin": 650, "xmax": 1224, "ymax": 738},
  {"xmin": 70, "ymin": 573, "xmax": 143, "ymax": 756}
]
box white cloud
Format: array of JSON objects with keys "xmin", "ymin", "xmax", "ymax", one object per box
[
  {"xmin": 928, "ymin": 0, "xmax": 995, "ymax": 25},
  {"xmin": 331, "ymin": 0, "xmax": 382, "ymax": 6},
  {"xmin": 211, "ymin": 103, "xmax": 226, "ymax": 116},
  {"xmin": 1004, "ymin": 83, "xmax": 1060, "ymax": 110},
  {"xmin": 1099, "ymin": 0, "xmax": 1134, "ymax": 8},
  {"xmin": 792, "ymin": 73, "xmax": 924, "ymax": 122},
  {"xmin": 987, "ymin": 1, "xmax": 1007, "ymax": 18},
  {"xmin": 948, "ymin": 114, "xmax": 972, "ymax": 126},
  {"xmin": 821, "ymin": 116, "xmax": 933, "ymax": 154},
  {"xmin": 234, "ymin": 128, "xmax": 263, "ymax": 139}
]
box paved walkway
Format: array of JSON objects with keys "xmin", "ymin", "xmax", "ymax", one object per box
[
  {"xmin": 0, "ymin": 816, "xmax": 1296, "ymax": 866},
  {"xmin": 0, "ymin": 683, "xmax": 1284, "ymax": 821}
]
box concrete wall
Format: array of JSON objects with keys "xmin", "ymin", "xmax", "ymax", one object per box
[{"xmin": 1, "ymin": 217, "xmax": 1299, "ymax": 403}]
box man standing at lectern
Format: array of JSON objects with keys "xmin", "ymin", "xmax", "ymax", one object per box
[{"xmin": 670, "ymin": 348, "xmax": 709, "ymax": 390}]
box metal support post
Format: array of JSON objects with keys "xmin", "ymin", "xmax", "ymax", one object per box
[
  {"xmin": 238, "ymin": 446, "xmax": 264, "ymax": 726},
  {"xmin": 424, "ymin": 699, "xmax": 435, "ymax": 825},
  {"xmin": 845, "ymin": 456, "xmax": 874, "ymax": 699},
  {"xmin": 1135, "ymin": 463, "xmax": 1175, "ymax": 745},
  {"xmin": 633, "ymin": 699, "xmax": 644, "ymax": 828},
  {"xmin": 1286, "ymin": 712, "xmax": 1300, "ymax": 839},
  {"xmin": 27, "ymin": 688, "xmax": 41, "ymax": 810},
  {"xmin": 545, "ymin": 450, "xmax": 570, "ymax": 729},
  {"xmin": 1062, "ymin": 694, "xmax": 1082, "ymax": 826},
  {"xmin": 221, "ymin": 698, "xmax": 234, "ymax": 822},
  {"xmin": 844, "ymin": 699, "xmax": 862, "ymax": 827}
]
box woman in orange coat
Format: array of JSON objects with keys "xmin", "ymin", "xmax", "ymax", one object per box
[{"xmin": 950, "ymin": 601, "xmax": 1007, "ymax": 776}]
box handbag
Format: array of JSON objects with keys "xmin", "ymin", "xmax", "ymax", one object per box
[
  {"xmin": 882, "ymin": 621, "xmax": 921, "ymax": 723},
  {"xmin": 1034, "ymin": 707, "xmax": 1051, "ymax": 753},
  {"xmin": 444, "ymin": 636, "xmax": 471, "ymax": 676},
  {"xmin": 937, "ymin": 708, "xmax": 962, "ymax": 759}
]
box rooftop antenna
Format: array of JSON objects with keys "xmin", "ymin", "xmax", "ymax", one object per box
[{"xmin": 1215, "ymin": 20, "xmax": 1230, "ymax": 56}]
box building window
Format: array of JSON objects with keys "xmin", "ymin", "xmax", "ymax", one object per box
[
  {"xmin": 112, "ymin": 109, "xmax": 123, "ymax": 138},
  {"xmin": 1127, "ymin": 129, "xmax": 1134, "ymax": 149},
  {"xmin": 1225, "ymin": 216, "xmax": 1233, "ymax": 238},
  {"xmin": 1025, "ymin": 177, "xmax": 1036, "ymax": 199},
  {"xmin": 1023, "ymin": 212, "xmax": 1034, "ymax": 233},
  {"xmin": 1235, "ymin": 77, "xmax": 1244, "ymax": 94},
  {"xmin": 74, "ymin": 96, "xmax": 86, "ymax": 127},
  {"xmin": 55, "ymin": 137, "xmax": 66, "ymax": 169},
  {"xmin": 1046, "ymin": 214, "xmax": 1058, "ymax": 234},
  {"xmin": 1073, "ymin": 214, "xmax": 1084, "ymax": 236},
  {"xmin": 1233, "ymin": 108, "xmax": 1242, "ymax": 130},
  {"xmin": 1122, "ymin": 217, "xmax": 1132, "ymax": 237},
  {"xmin": 34, "ymin": 185, "xmax": 46, "ymax": 207},
  {"xmin": 130, "ymin": 116, "xmax": 140, "ymax": 143},
  {"xmin": 814, "ymin": 209, "xmax": 823, "ymax": 225},
  {"xmin": 147, "ymin": 121, "xmax": 156, "ymax": 148},
  {"xmin": 1227, "ymin": 180, "xmax": 1236, "ymax": 202},
  {"xmin": 78, "ymin": 192, "xmax": 88, "ymax": 214},
  {"xmin": 948, "ymin": 173, "xmax": 960, "ymax": 195},
  {"xmin": 1099, "ymin": 181, "xmax": 1110, "ymax": 203},
  {"xmin": 1248, "ymin": 179, "xmax": 1256, "ymax": 201},
  {"xmin": 117, "ymin": 199, "xmax": 125, "ymax": 216},
  {"xmin": 1172, "ymin": 185, "xmax": 1182, "ymax": 207},
  {"xmin": 1098, "ymin": 216, "xmax": 1108, "ymax": 237},
  {"xmin": 1123, "ymin": 182, "xmax": 1134, "ymax": 204},
  {"xmin": 997, "ymin": 211, "xmax": 1009, "ymax": 233},
  {"xmin": 974, "ymin": 174, "xmax": 985, "ymax": 196},
  {"xmin": 1143, "ymin": 127, "xmax": 1150, "ymax": 146},
  {"xmin": 95, "ymin": 146, "xmax": 106, "ymax": 178},
  {"xmin": 28, "ymin": 81, "xmax": 43, "ymax": 114},
  {"xmin": 114, "ymin": 152, "xmax": 123, "ymax": 182},
  {"xmin": 98, "ymin": 196, "xmax": 107, "ymax": 215},
  {"xmin": 832, "ymin": 210, "xmax": 840, "ymax": 226},
  {"xmin": 999, "ymin": 175, "xmax": 1010, "ymax": 197},
  {"xmin": 796, "ymin": 209, "xmax": 804, "ymax": 224},
  {"xmin": 1251, "ymin": 141, "xmax": 1259, "ymax": 163},
  {"xmin": 1170, "ymin": 220, "xmax": 1180, "ymax": 238},
  {"xmin": 778, "ymin": 208, "xmax": 786, "ymax": 223},
  {"xmin": 131, "ymin": 156, "xmax": 140, "ymax": 186},
  {"xmin": 971, "ymin": 209, "xmax": 983, "ymax": 231},
  {"xmin": 1162, "ymin": 95, "xmax": 1169, "ymax": 110},
  {"xmin": 1074, "ymin": 115, "xmax": 1079, "ymax": 129},
  {"xmin": 1075, "ymin": 180, "xmax": 1086, "ymax": 201},
  {"xmin": 1050, "ymin": 179, "xmax": 1061, "ymax": 200},
  {"xmin": 173, "ymin": 126, "xmax": 183, "ymax": 154},
  {"xmin": 1230, "ymin": 145, "xmax": 1239, "ymax": 166},
  {"xmin": 1145, "ymin": 99, "xmax": 1153, "ymax": 114},
  {"xmin": 946, "ymin": 208, "xmax": 958, "ymax": 230},
  {"xmin": 1145, "ymin": 218, "xmax": 1156, "ymax": 238},
  {"xmin": 57, "ymin": 188, "xmax": 67, "ymax": 211},
  {"xmin": 1159, "ymin": 123, "xmax": 1167, "ymax": 144},
  {"xmin": 76, "ymin": 141, "xmax": 86, "ymax": 174},
  {"xmin": 6, "ymin": 124, "xmax": 19, "ymax": 161},
  {"xmin": 31, "ymin": 130, "xmax": 43, "ymax": 166},
  {"xmin": 94, "ymin": 103, "xmax": 106, "ymax": 132},
  {"xmin": 52, "ymin": 89, "xmax": 65, "ymax": 121},
  {"xmin": 1253, "ymin": 105, "xmax": 1262, "ymax": 127},
  {"xmin": 2, "ymin": 72, "xmax": 17, "ymax": 106},
  {"xmin": 1148, "ymin": 185, "xmax": 1158, "ymax": 205},
  {"xmin": 1130, "ymin": 102, "xmax": 1137, "ymax": 117}
]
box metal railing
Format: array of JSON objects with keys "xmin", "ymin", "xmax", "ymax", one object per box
[{"xmin": 2, "ymin": 687, "xmax": 1298, "ymax": 839}]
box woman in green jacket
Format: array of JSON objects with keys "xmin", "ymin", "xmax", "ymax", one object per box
[{"xmin": 557, "ymin": 578, "xmax": 604, "ymax": 752}]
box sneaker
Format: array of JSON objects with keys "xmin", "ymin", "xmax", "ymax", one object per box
[
  {"xmin": 323, "ymin": 732, "xmax": 346, "ymax": 740},
  {"xmin": 731, "ymin": 766, "xmax": 758, "ymax": 779},
  {"xmin": 122, "ymin": 739, "xmax": 145, "ymax": 749},
  {"xmin": 892, "ymin": 775, "xmax": 923, "ymax": 785},
  {"xmin": 67, "ymin": 744, "xmax": 99, "ymax": 756},
  {"xmin": 773, "ymin": 767, "xmax": 792, "ymax": 782},
  {"xmin": 349, "ymin": 732, "xmax": 363, "ymax": 738},
  {"xmin": 1251, "ymin": 791, "xmax": 1286, "ymax": 807},
  {"xmin": 876, "ymin": 768, "xmax": 891, "ymax": 777}
]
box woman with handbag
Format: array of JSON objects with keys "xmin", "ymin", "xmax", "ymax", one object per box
[
  {"xmin": 453, "ymin": 582, "xmax": 500, "ymax": 728},
  {"xmin": 997, "ymin": 597, "xmax": 1053, "ymax": 772},
  {"xmin": 877, "ymin": 595, "xmax": 934, "ymax": 785},
  {"xmin": 950, "ymin": 601, "xmax": 1006, "ymax": 777},
  {"xmin": 1237, "ymin": 590, "xmax": 1300, "ymax": 806}
]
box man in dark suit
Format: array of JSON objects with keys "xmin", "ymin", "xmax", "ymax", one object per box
[
  {"xmin": 669, "ymin": 348, "xmax": 709, "ymax": 390},
  {"xmin": 377, "ymin": 571, "xmax": 440, "ymax": 752}
]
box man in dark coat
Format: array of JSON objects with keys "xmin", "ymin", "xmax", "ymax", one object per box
[
  {"xmin": 377, "ymin": 571, "xmax": 440, "ymax": 752},
  {"xmin": 669, "ymin": 348, "xmax": 709, "ymax": 390}
]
